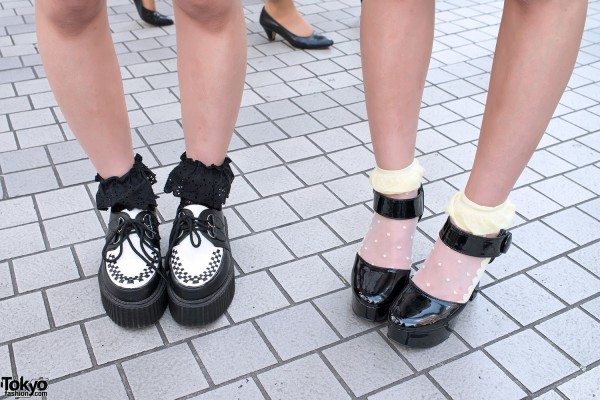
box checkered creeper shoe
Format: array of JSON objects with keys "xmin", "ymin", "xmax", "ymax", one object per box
[
  {"xmin": 165, "ymin": 204, "xmax": 234, "ymax": 326},
  {"xmin": 98, "ymin": 208, "xmax": 168, "ymax": 328}
]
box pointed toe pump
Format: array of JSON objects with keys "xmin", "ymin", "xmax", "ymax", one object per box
[
  {"xmin": 387, "ymin": 217, "xmax": 512, "ymax": 348},
  {"xmin": 351, "ymin": 186, "xmax": 425, "ymax": 322},
  {"xmin": 259, "ymin": 7, "xmax": 333, "ymax": 50},
  {"xmin": 134, "ymin": 0, "xmax": 174, "ymax": 27}
]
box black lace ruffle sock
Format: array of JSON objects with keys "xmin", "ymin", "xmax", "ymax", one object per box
[
  {"xmin": 164, "ymin": 152, "xmax": 235, "ymax": 210},
  {"xmin": 95, "ymin": 154, "xmax": 158, "ymax": 212}
]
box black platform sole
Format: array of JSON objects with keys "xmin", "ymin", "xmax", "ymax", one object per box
[
  {"xmin": 98, "ymin": 271, "xmax": 168, "ymax": 329},
  {"xmin": 387, "ymin": 288, "xmax": 479, "ymax": 348},
  {"xmin": 351, "ymin": 293, "xmax": 389, "ymax": 322},
  {"xmin": 167, "ymin": 267, "xmax": 235, "ymax": 326}
]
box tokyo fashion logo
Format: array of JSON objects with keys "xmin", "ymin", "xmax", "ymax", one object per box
[{"xmin": 1, "ymin": 376, "xmax": 49, "ymax": 398}]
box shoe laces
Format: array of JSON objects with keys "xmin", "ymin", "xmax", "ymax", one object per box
[
  {"xmin": 102, "ymin": 215, "xmax": 164, "ymax": 279},
  {"xmin": 167, "ymin": 211, "xmax": 214, "ymax": 258}
]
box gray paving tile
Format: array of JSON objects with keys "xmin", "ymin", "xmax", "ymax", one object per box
[
  {"xmin": 0, "ymin": 291, "xmax": 49, "ymax": 343},
  {"xmin": 4, "ymin": 167, "xmax": 59, "ymax": 197},
  {"xmin": 0, "ymin": 344, "xmax": 12, "ymax": 379},
  {"xmin": 484, "ymin": 274, "xmax": 565, "ymax": 325},
  {"xmin": 0, "ymin": 146, "xmax": 49, "ymax": 173},
  {"xmin": 510, "ymin": 187, "xmax": 562, "ymax": 220},
  {"xmin": 275, "ymin": 218, "xmax": 343, "ymax": 257},
  {"xmin": 417, "ymin": 152, "xmax": 463, "ymax": 180},
  {"xmin": 328, "ymin": 145, "xmax": 374, "ymax": 174},
  {"xmin": 370, "ymin": 375, "xmax": 445, "ymax": 400},
  {"xmin": 192, "ymin": 322, "xmax": 276, "ymax": 385},
  {"xmin": 288, "ymin": 156, "xmax": 345, "ymax": 185},
  {"xmin": 85, "ymin": 317, "xmax": 163, "ymax": 364},
  {"xmin": 13, "ymin": 325, "xmax": 91, "ymax": 380},
  {"xmin": 236, "ymin": 196, "xmax": 299, "ymax": 232},
  {"xmin": 324, "ymin": 174, "xmax": 371, "ymax": 205},
  {"xmin": 388, "ymin": 330, "xmax": 468, "ymax": 371},
  {"xmin": 557, "ymin": 366, "xmax": 600, "ymax": 400},
  {"xmin": 311, "ymin": 106, "xmax": 361, "ymax": 129},
  {"xmin": 237, "ymin": 121, "xmax": 287, "ymax": 145},
  {"xmin": 430, "ymin": 351, "xmax": 526, "ymax": 400},
  {"xmin": 13, "ymin": 248, "xmax": 79, "ymax": 292},
  {"xmin": 46, "ymin": 277, "xmax": 104, "ymax": 326},
  {"xmin": 257, "ymin": 302, "xmax": 339, "ymax": 360},
  {"xmin": 258, "ymin": 354, "xmax": 350, "ymax": 400},
  {"xmin": 123, "ymin": 344, "xmax": 208, "ymax": 400},
  {"xmin": 268, "ymin": 136, "xmax": 322, "ymax": 162},
  {"xmin": 229, "ymin": 145, "xmax": 282, "ymax": 173},
  {"xmin": 543, "ymin": 207, "xmax": 600, "ymax": 245},
  {"xmin": 0, "ymin": 196, "xmax": 37, "ymax": 230},
  {"xmin": 274, "ymin": 114, "xmax": 325, "ymax": 137},
  {"xmin": 313, "ymin": 287, "xmax": 374, "ymax": 337},
  {"xmin": 245, "ymin": 165, "xmax": 303, "ymax": 196},
  {"xmin": 532, "ymin": 175, "xmax": 595, "ymax": 207},
  {"xmin": 0, "ymin": 262, "xmax": 13, "ymax": 299},
  {"xmin": 55, "ymin": 158, "xmax": 97, "ymax": 186},
  {"xmin": 46, "ymin": 366, "xmax": 128, "ymax": 400},
  {"xmin": 158, "ymin": 311, "xmax": 229, "ymax": 344},
  {"xmin": 73, "ymin": 239, "xmax": 104, "ymax": 277},
  {"xmin": 528, "ymin": 257, "xmax": 600, "ymax": 304},
  {"xmin": 231, "ymin": 231, "xmax": 294, "ymax": 273},
  {"xmin": 227, "ymin": 271, "xmax": 289, "ymax": 322},
  {"xmin": 323, "ymin": 332, "xmax": 412, "ymax": 397},
  {"xmin": 0, "ymin": 227, "xmax": 45, "ymax": 268},
  {"xmin": 43, "ymin": 210, "xmax": 104, "ymax": 248},
  {"xmin": 282, "ymin": 184, "xmax": 343, "ymax": 218},
  {"xmin": 487, "ymin": 329, "xmax": 578, "ymax": 392},
  {"xmin": 511, "ymin": 221, "xmax": 576, "ymax": 262},
  {"xmin": 536, "ymin": 308, "xmax": 600, "ymax": 366},
  {"xmin": 322, "ymin": 204, "xmax": 372, "ymax": 242},
  {"xmin": 271, "ymin": 255, "xmax": 344, "ymax": 302},
  {"xmin": 189, "ymin": 378, "xmax": 264, "ymax": 400}
]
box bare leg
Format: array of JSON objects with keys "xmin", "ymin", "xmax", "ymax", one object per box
[
  {"xmin": 142, "ymin": 0, "xmax": 157, "ymax": 10},
  {"xmin": 264, "ymin": 0, "xmax": 313, "ymax": 37},
  {"xmin": 36, "ymin": 0, "xmax": 133, "ymax": 178},
  {"xmin": 414, "ymin": 0, "xmax": 588, "ymax": 302},
  {"xmin": 173, "ymin": 0, "xmax": 246, "ymax": 165},
  {"xmin": 358, "ymin": 0, "xmax": 434, "ymax": 270}
]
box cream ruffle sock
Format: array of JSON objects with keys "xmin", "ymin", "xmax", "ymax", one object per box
[
  {"xmin": 412, "ymin": 191, "xmax": 516, "ymax": 303},
  {"xmin": 359, "ymin": 160, "xmax": 424, "ymax": 269}
]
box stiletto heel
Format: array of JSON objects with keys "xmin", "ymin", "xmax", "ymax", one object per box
[
  {"xmin": 387, "ymin": 218, "xmax": 512, "ymax": 348},
  {"xmin": 264, "ymin": 27, "xmax": 276, "ymax": 41}
]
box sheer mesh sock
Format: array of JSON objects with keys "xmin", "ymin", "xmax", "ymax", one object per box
[
  {"xmin": 412, "ymin": 236, "xmax": 494, "ymax": 303},
  {"xmin": 358, "ymin": 190, "xmax": 419, "ymax": 270}
]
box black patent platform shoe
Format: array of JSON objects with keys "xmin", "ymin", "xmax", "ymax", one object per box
[
  {"xmin": 351, "ymin": 186, "xmax": 425, "ymax": 322},
  {"xmin": 98, "ymin": 208, "xmax": 168, "ymax": 328},
  {"xmin": 259, "ymin": 7, "xmax": 333, "ymax": 49},
  {"xmin": 387, "ymin": 217, "xmax": 512, "ymax": 348},
  {"xmin": 165, "ymin": 202, "xmax": 235, "ymax": 326},
  {"xmin": 134, "ymin": 0, "xmax": 174, "ymax": 26}
]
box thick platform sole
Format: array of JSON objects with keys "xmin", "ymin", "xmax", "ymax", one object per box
[
  {"xmin": 387, "ymin": 288, "xmax": 479, "ymax": 348},
  {"xmin": 98, "ymin": 271, "xmax": 168, "ymax": 329},
  {"xmin": 352, "ymin": 293, "xmax": 389, "ymax": 322},
  {"xmin": 167, "ymin": 267, "xmax": 235, "ymax": 326}
]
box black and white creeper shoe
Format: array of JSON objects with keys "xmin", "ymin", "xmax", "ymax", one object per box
[
  {"xmin": 165, "ymin": 202, "xmax": 234, "ymax": 326},
  {"xmin": 98, "ymin": 208, "xmax": 168, "ymax": 328}
]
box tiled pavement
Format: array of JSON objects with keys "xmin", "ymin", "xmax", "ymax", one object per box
[{"xmin": 0, "ymin": 0, "xmax": 599, "ymax": 398}]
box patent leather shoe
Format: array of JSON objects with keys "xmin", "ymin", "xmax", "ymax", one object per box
[
  {"xmin": 134, "ymin": 0, "xmax": 174, "ymax": 27},
  {"xmin": 351, "ymin": 186, "xmax": 424, "ymax": 322},
  {"xmin": 387, "ymin": 217, "xmax": 512, "ymax": 348},
  {"xmin": 259, "ymin": 7, "xmax": 333, "ymax": 49}
]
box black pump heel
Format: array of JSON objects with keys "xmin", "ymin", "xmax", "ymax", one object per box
[
  {"xmin": 387, "ymin": 218, "xmax": 512, "ymax": 348},
  {"xmin": 133, "ymin": 0, "xmax": 173, "ymax": 27},
  {"xmin": 259, "ymin": 7, "xmax": 333, "ymax": 49},
  {"xmin": 351, "ymin": 186, "xmax": 425, "ymax": 322},
  {"xmin": 264, "ymin": 27, "xmax": 276, "ymax": 41}
]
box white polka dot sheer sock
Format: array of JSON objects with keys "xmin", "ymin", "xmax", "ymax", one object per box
[
  {"xmin": 412, "ymin": 234, "xmax": 495, "ymax": 303},
  {"xmin": 358, "ymin": 190, "xmax": 418, "ymax": 270}
]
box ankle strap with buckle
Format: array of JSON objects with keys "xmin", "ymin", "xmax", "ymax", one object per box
[
  {"xmin": 373, "ymin": 186, "xmax": 424, "ymax": 221},
  {"xmin": 439, "ymin": 217, "xmax": 512, "ymax": 263}
]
